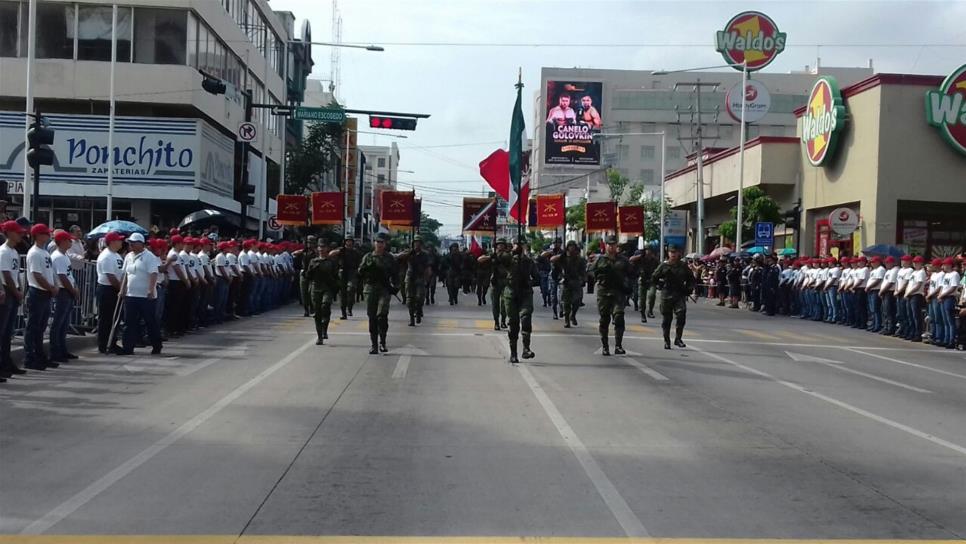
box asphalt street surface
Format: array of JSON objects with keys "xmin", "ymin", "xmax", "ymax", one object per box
[{"xmin": 3, "ymin": 292, "xmax": 966, "ymax": 539}]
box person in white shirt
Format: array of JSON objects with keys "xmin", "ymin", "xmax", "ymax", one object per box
[
  {"xmin": 937, "ymin": 257, "xmax": 960, "ymax": 349},
  {"xmin": 49, "ymin": 229, "xmax": 81, "ymax": 363},
  {"xmin": 181, "ymin": 237, "xmax": 203, "ymax": 331},
  {"xmin": 851, "ymin": 257, "xmax": 870, "ymax": 329},
  {"xmin": 815, "ymin": 259, "xmax": 829, "ymax": 322},
  {"xmin": 24, "ymin": 224, "xmax": 58, "ymax": 369},
  {"xmin": 212, "ymin": 241, "xmax": 230, "ymax": 323},
  {"xmin": 926, "ymin": 258, "xmax": 946, "ymax": 345},
  {"xmin": 165, "ymin": 235, "xmax": 190, "ymax": 337},
  {"xmin": 825, "ymin": 258, "xmax": 842, "ymax": 323},
  {"xmin": 894, "ymin": 256, "xmax": 913, "ymax": 338},
  {"xmin": 878, "ymin": 256, "xmax": 899, "ymax": 335},
  {"xmin": 118, "ymin": 233, "xmax": 162, "ymax": 355},
  {"xmin": 839, "ymin": 258, "xmax": 853, "ymax": 326},
  {"xmin": 225, "ymin": 242, "xmax": 241, "ymax": 318},
  {"xmin": 904, "ymin": 256, "xmax": 928, "ymax": 342},
  {"xmin": 866, "ymin": 257, "xmax": 886, "ymax": 331},
  {"xmin": 0, "ymin": 221, "xmax": 27, "ymax": 379},
  {"xmin": 149, "ymin": 238, "xmax": 169, "ymax": 330},
  {"xmin": 198, "ymin": 238, "xmax": 214, "ymax": 326},
  {"xmin": 238, "ymin": 240, "xmax": 255, "ymax": 316},
  {"xmin": 96, "ymin": 231, "xmax": 126, "ymax": 354}
]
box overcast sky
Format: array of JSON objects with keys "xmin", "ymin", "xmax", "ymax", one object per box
[{"xmin": 271, "ymin": 0, "xmax": 966, "ymax": 235}]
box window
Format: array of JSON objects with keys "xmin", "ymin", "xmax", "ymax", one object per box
[
  {"xmin": 31, "ymin": 3, "xmax": 74, "ymax": 59},
  {"xmin": 0, "ymin": 2, "xmax": 18, "ymax": 57},
  {"xmin": 377, "ymin": 158, "xmax": 386, "ymax": 168},
  {"xmin": 666, "ymin": 147, "xmax": 681, "ymax": 160},
  {"xmin": 640, "ymin": 145, "xmax": 655, "ymax": 160},
  {"xmin": 133, "ymin": 8, "xmax": 186, "ymax": 65},
  {"xmin": 73, "ymin": 6, "xmax": 131, "ymax": 61},
  {"xmin": 641, "ymin": 169, "xmax": 655, "ymax": 184},
  {"xmin": 617, "ymin": 144, "xmax": 629, "ymax": 160},
  {"xmin": 186, "ymin": 13, "xmax": 197, "ymax": 67},
  {"xmin": 377, "ymin": 174, "xmax": 386, "ymax": 184}
]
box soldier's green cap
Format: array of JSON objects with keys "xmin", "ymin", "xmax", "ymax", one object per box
[
  {"xmin": 666, "ymin": 243, "xmax": 680, "ymax": 252},
  {"xmin": 496, "ymin": 238, "xmax": 508, "ymax": 245},
  {"xmin": 328, "ymin": 241, "xmax": 339, "ymax": 249},
  {"xmin": 605, "ymin": 234, "xmax": 619, "ymax": 245},
  {"xmin": 376, "ymin": 233, "xmax": 390, "ymax": 242},
  {"xmin": 566, "ymin": 240, "xmax": 578, "ymax": 248},
  {"xmin": 316, "ymin": 239, "xmax": 327, "ymax": 247}
]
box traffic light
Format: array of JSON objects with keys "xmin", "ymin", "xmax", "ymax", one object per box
[
  {"xmin": 244, "ymin": 183, "xmax": 256, "ymax": 206},
  {"xmin": 783, "ymin": 205, "xmax": 801, "ymax": 231},
  {"xmin": 26, "ymin": 118, "xmax": 55, "ymax": 169},
  {"xmin": 368, "ymin": 115, "xmax": 417, "ymax": 131}
]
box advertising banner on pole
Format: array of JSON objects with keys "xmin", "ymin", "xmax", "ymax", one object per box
[
  {"xmin": 310, "ymin": 192, "xmax": 343, "ymax": 225},
  {"xmin": 380, "ymin": 191, "xmax": 415, "ymax": 226},
  {"xmin": 664, "ymin": 210, "xmax": 688, "ymax": 250},
  {"xmin": 544, "ymin": 81, "xmax": 603, "ymax": 165},
  {"xmin": 618, "ymin": 205, "xmax": 645, "ymax": 235},
  {"xmin": 585, "ymin": 201, "xmax": 617, "ymax": 232},
  {"xmin": 462, "ymin": 197, "xmax": 497, "ymax": 235},
  {"xmin": 276, "ymin": 194, "xmax": 308, "ymax": 226},
  {"xmin": 535, "ymin": 194, "xmax": 565, "ymax": 227}
]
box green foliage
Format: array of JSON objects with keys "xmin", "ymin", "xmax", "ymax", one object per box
[
  {"xmin": 620, "ymin": 182, "xmax": 672, "ymax": 244},
  {"xmin": 606, "ymin": 168, "xmax": 630, "ymax": 202},
  {"xmin": 387, "ymin": 212, "xmax": 442, "ymax": 251},
  {"xmin": 285, "ymin": 122, "xmax": 344, "ymax": 195},
  {"xmin": 566, "ymin": 197, "xmax": 587, "ymax": 232},
  {"xmin": 719, "ymin": 186, "xmax": 783, "ymax": 246},
  {"xmin": 526, "ymin": 230, "xmax": 549, "ymax": 250}
]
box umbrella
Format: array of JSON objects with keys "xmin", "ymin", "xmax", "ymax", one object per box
[
  {"xmin": 86, "ymin": 220, "xmax": 148, "ymax": 240},
  {"xmin": 179, "ymin": 209, "xmax": 237, "ymax": 229},
  {"xmin": 861, "ymin": 244, "xmax": 905, "ymax": 259},
  {"xmin": 708, "ymin": 246, "xmax": 733, "ymax": 259},
  {"xmin": 685, "ymin": 252, "xmax": 702, "ymax": 259},
  {"xmin": 777, "ymin": 248, "xmax": 798, "ymax": 256},
  {"xmin": 747, "ymin": 246, "xmax": 769, "ymax": 255}
]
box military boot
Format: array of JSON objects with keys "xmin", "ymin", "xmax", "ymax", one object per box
[
  {"xmin": 522, "ymin": 334, "xmax": 535, "ymax": 359},
  {"xmin": 408, "ymin": 312, "xmax": 416, "ymax": 327},
  {"xmin": 600, "ymin": 336, "xmax": 610, "ymax": 356},
  {"xmin": 663, "ymin": 327, "xmax": 672, "ymax": 350},
  {"xmin": 509, "ymin": 338, "xmax": 519, "ymax": 364},
  {"xmin": 369, "ymin": 331, "xmax": 379, "ymax": 354},
  {"xmin": 614, "ymin": 331, "xmax": 625, "ymax": 355},
  {"xmin": 674, "ymin": 325, "xmax": 687, "ymax": 348}
]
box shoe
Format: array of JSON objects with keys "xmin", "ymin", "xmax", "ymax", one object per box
[
  {"xmin": 340, "ymin": 314, "xmax": 347, "ymax": 320},
  {"xmin": 66, "ymin": 353, "xmax": 79, "ymax": 360},
  {"xmin": 24, "ymin": 363, "xmax": 46, "ymax": 370},
  {"xmin": 303, "ymin": 311, "xmax": 310, "ymax": 317},
  {"xmin": 647, "ymin": 312, "xmax": 655, "ymax": 319},
  {"xmin": 509, "ymin": 355, "xmax": 519, "ymax": 364},
  {"xmin": 494, "ymin": 323, "xmax": 501, "ymax": 331},
  {"xmin": 5, "ymin": 366, "xmax": 26, "ymax": 375},
  {"xmin": 664, "ymin": 340, "xmax": 671, "ymax": 350},
  {"xmin": 563, "ymin": 321, "xmax": 571, "ymax": 329},
  {"xmin": 614, "ymin": 346, "xmax": 626, "ymax": 355},
  {"xmin": 379, "ymin": 343, "xmax": 388, "ymax": 353},
  {"xmin": 571, "ymin": 317, "xmax": 577, "ymax": 326},
  {"xmin": 0, "ymin": 370, "xmax": 11, "ymax": 379},
  {"xmin": 501, "ymin": 321, "xmax": 507, "ymax": 329},
  {"xmin": 348, "ymin": 309, "xmax": 353, "ymax": 317},
  {"xmin": 674, "ymin": 339, "xmax": 687, "ymax": 348},
  {"xmin": 109, "ymin": 346, "xmax": 126, "ymax": 355},
  {"xmin": 408, "ymin": 319, "xmax": 415, "ymax": 327},
  {"xmin": 416, "ymin": 315, "xmax": 422, "ymax": 324},
  {"xmin": 151, "ymin": 347, "xmax": 162, "ymax": 355},
  {"xmin": 316, "ymin": 337, "xmax": 324, "ymax": 345},
  {"xmin": 323, "ymin": 331, "xmax": 329, "ymax": 340},
  {"xmin": 522, "ymin": 349, "xmax": 535, "ymax": 359},
  {"xmin": 45, "ymin": 361, "xmax": 60, "ymax": 368},
  {"xmin": 601, "ymin": 346, "xmax": 610, "ymax": 356},
  {"xmin": 369, "ymin": 346, "xmax": 379, "ymax": 354},
  {"xmin": 641, "ymin": 316, "xmax": 648, "ymax": 324}
]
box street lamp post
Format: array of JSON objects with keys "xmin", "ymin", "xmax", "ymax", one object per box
[
  {"xmin": 592, "ymin": 131, "xmax": 666, "ymax": 257},
  {"xmin": 652, "ymin": 61, "xmax": 749, "ymax": 253}
]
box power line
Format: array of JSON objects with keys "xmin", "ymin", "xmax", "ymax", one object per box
[{"xmin": 347, "ymin": 41, "xmax": 966, "ymax": 48}]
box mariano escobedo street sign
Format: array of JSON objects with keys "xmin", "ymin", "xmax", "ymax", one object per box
[{"xmin": 925, "ymin": 63, "xmax": 966, "ymax": 156}]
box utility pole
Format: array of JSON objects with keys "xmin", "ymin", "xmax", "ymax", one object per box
[{"xmin": 673, "ymin": 80, "xmax": 719, "ymax": 255}]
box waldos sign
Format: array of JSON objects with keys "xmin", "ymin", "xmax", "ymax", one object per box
[
  {"xmin": 925, "ymin": 63, "xmax": 966, "ymax": 156},
  {"xmin": 715, "ymin": 11, "xmax": 786, "ymax": 72},
  {"xmin": 802, "ymin": 77, "xmax": 847, "ymax": 167}
]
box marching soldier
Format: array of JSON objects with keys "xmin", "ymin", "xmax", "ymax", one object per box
[
  {"xmin": 441, "ymin": 243, "xmax": 463, "ymax": 305},
  {"xmin": 475, "ymin": 248, "xmax": 492, "ymax": 306},
  {"xmin": 546, "ymin": 238, "xmax": 564, "ymax": 319},
  {"xmin": 551, "ymin": 240, "xmax": 586, "ymax": 328},
  {"xmin": 489, "ymin": 237, "xmax": 538, "ymax": 364},
  {"xmin": 630, "ymin": 247, "xmax": 659, "ymax": 322},
  {"xmin": 593, "ymin": 235, "xmax": 631, "ymax": 356},
  {"xmin": 651, "ymin": 244, "xmax": 696, "ymax": 350},
  {"xmin": 307, "ymin": 241, "xmax": 340, "ymax": 345},
  {"xmin": 358, "ymin": 233, "xmax": 399, "ymax": 354},
  {"xmin": 426, "ymin": 245, "xmax": 440, "ymax": 305},
  {"xmin": 298, "ymin": 235, "xmax": 317, "ymax": 317},
  {"xmin": 484, "ymin": 238, "xmax": 510, "ymax": 330},
  {"xmin": 401, "ymin": 235, "xmax": 432, "ymax": 326},
  {"xmin": 339, "ymin": 237, "xmax": 362, "ymax": 319}
]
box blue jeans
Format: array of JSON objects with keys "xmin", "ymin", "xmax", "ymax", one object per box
[
  {"xmin": 50, "ymin": 289, "xmax": 74, "ymax": 360},
  {"xmin": 853, "ymin": 289, "xmax": 867, "ymax": 328},
  {"xmin": 122, "ymin": 296, "xmax": 162, "ymax": 352},
  {"xmin": 155, "ymin": 284, "xmax": 166, "ymax": 325},
  {"xmin": 896, "ymin": 296, "xmax": 908, "ymax": 337},
  {"xmin": 941, "ymin": 297, "xmax": 957, "ymax": 347},
  {"xmin": 214, "ymin": 278, "xmax": 229, "ymax": 322},
  {"xmin": 826, "ymin": 287, "xmax": 838, "ymax": 322},
  {"xmin": 1, "ymin": 294, "xmax": 19, "ymax": 368},
  {"xmin": 868, "ymin": 293, "xmax": 882, "ymax": 331},
  {"xmin": 24, "ymin": 287, "xmax": 51, "ymax": 366},
  {"xmin": 881, "ymin": 292, "xmax": 896, "ymax": 334},
  {"xmin": 909, "ymin": 294, "xmax": 925, "ymax": 340},
  {"xmin": 928, "ymin": 299, "xmax": 942, "ymax": 343}
]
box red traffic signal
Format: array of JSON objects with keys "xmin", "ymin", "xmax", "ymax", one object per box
[{"xmin": 368, "ymin": 115, "xmax": 418, "ymax": 131}]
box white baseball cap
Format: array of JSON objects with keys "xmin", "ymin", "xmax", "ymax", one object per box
[{"xmin": 128, "ymin": 232, "xmax": 145, "ymax": 243}]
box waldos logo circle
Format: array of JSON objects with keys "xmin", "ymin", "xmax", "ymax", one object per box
[
  {"xmin": 715, "ymin": 11, "xmax": 787, "ymax": 72},
  {"xmin": 925, "ymin": 63, "xmax": 966, "ymax": 156},
  {"xmin": 802, "ymin": 76, "xmax": 847, "ymax": 167}
]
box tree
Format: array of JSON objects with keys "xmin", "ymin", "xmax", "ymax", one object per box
[
  {"xmin": 525, "ymin": 230, "xmax": 548, "ymax": 250},
  {"xmin": 566, "ymin": 197, "xmax": 586, "ymax": 232},
  {"xmin": 718, "ymin": 186, "xmax": 783, "ymax": 246},
  {"xmin": 620, "ymin": 182, "xmax": 672, "ymax": 244},
  {"xmin": 285, "ymin": 121, "xmax": 344, "ymax": 195},
  {"xmin": 387, "ymin": 211, "xmax": 443, "ymax": 251},
  {"xmin": 606, "ymin": 168, "xmax": 630, "ymax": 202}
]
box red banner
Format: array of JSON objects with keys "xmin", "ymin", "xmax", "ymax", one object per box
[
  {"xmin": 311, "ymin": 192, "xmax": 343, "ymax": 225},
  {"xmin": 618, "ymin": 205, "xmax": 645, "ymax": 234},
  {"xmin": 585, "ymin": 201, "xmax": 617, "ymax": 232},
  {"xmin": 381, "ymin": 191, "xmax": 415, "ymax": 226},
  {"xmin": 276, "ymin": 195, "xmax": 308, "ymax": 226},
  {"xmin": 462, "ymin": 197, "xmax": 497, "ymax": 235},
  {"xmin": 536, "ymin": 194, "xmax": 565, "ymax": 227}
]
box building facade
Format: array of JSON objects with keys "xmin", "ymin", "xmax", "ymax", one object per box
[{"xmin": 0, "ymin": 0, "xmax": 312, "ymax": 233}]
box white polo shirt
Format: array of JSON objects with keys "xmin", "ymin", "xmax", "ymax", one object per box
[
  {"xmin": 896, "ymin": 266, "xmax": 913, "ymax": 294},
  {"xmin": 0, "ymin": 243, "xmax": 21, "ymax": 289},
  {"xmin": 51, "ymin": 248, "xmax": 74, "ymax": 289},
  {"xmin": 26, "ymin": 244, "xmax": 54, "ymax": 290},
  {"xmin": 166, "ymin": 249, "xmax": 182, "ymax": 281},
  {"xmin": 238, "ymin": 250, "xmax": 252, "ymax": 273},
  {"xmin": 881, "ymin": 266, "xmax": 899, "ymax": 292},
  {"xmin": 906, "ymin": 268, "xmax": 928, "ymax": 297},
  {"xmin": 928, "ymin": 271, "xmax": 945, "ymax": 296},
  {"xmin": 96, "ymin": 248, "xmax": 124, "ymax": 286},
  {"xmin": 940, "ymin": 270, "xmax": 961, "ymax": 298},
  {"xmin": 123, "ymin": 250, "xmax": 161, "ymax": 298},
  {"xmin": 853, "ymin": 266, "xmax": 870, "ymax": 289},
  {"xmin": 180, "ymin": 250, "xmax": 198, "ymax": 279},
  {"xmin": 226, "ymin": 252, "xmax": 239, "ymax": 277},
  {"xmin": 199, "ymin": 251, "xmax": 211, "ymax": 277}
]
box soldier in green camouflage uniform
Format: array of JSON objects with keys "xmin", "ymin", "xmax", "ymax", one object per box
[
  {"xmin": 593, "ymin": 235, "xmax": 632, "ymax": 355},
  {"xmin": 651, "ymin": 245, "xmax": 696, "ymax": 350},
  {"xmin": 475, "ymin": 251, "xmax": 492, "ymax": 306},
  {"xmin": 402, "ymin": 235, "xmax": 432, "ymax": 326},
  {"xmin": 339, "ymin": 238, "xmax": 362, "ymax": 319},
  {"xmin": 358, "ymin": 233, "xmax": 399, "ymax": 354},
  {"xmin": 491, "ymin": 237, "xmax": 539, "ymax": 363},
  {"xmin": 550, "ymin": 240, "xmax": 586, "ymax": 328},
  {"xmin": 298, "ymin": 235, "xmax": 317, "ymax": 317},
  {"xmin": 483, "ymin": 238, "xmax": 509, "ymax": 330},
  {"xmin": 630, "ymin": 247, "xmax": 659, "ymax": 323},
  {"xmin": 306, "ymin": 241, "xmax": 340, "ymax": 345}
]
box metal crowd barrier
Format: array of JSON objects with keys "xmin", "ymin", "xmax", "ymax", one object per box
[{"xmin": 13, "ymin": 257, "xmax": 99, "ymax": 336}]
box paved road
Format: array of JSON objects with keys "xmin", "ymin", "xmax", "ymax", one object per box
[{"xmin": 3, "ymin": 292, "xmax": 966, "ymax": 538}]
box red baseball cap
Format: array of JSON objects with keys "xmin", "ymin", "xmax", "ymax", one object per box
[
  {"xmin": 1, "ymin": 220, "xmax": 26, "ymax": 234},
  {"xmin": 913, "ymin": 256, "xmax": 925, "ymax": 263},
  {"xmin": 871, "ymin": 256, "xmax": 882, "ymax": 263},
  {"xmin": 104, "ymin": 231, "xmax": 125, "ymax": 243},
  {"xmin": 30, "ymin": 223, "xmax": 51, "ymax": 237},
  {"xmin": 52, "ymin": 229, "xmax": 74, "ymax": 243},
  {"xmin": 169, "ymin": 228, "xmax": 180, "ymax": 236},
  {"xmin": 884, "ymin": 256, "xmax": 896, "ymax": 264},
  {"xmin": 900, "ymin": 255, "xmax": 912, "ymax": 262},
  {"xmin": 931, "ymin": 258, "xmax": 942, "ymax": 267},
  {"xmin": 857, "ymin": 257, "xmax": 868, "ymax": 263},
  {"xmin": 943, "ymin": 257, "xmax": 956, "ymax": 266},
  {"xmin": 170, "ymin": 234, "xmax": 184, "ymax": 245}
]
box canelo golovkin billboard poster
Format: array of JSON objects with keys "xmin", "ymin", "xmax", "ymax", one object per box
[{"xmin": 544, "ymin": 81, "xmax": 603, "ymax": 166}]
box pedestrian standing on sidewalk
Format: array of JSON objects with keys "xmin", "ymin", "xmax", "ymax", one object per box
[
  {"xmin": 24, "ymin": 224, "xmax": 58, "ymax": 370},
  {"xmin": 938, "ymin": 258, "xmax": 960, "ymax": 349},
  {"xmin": 118, "ymin": 233, "xmax": 162, "ymax": 355},
  {"xmin": 866, "ymin": 257, "xmax": 885, "ymax": 332},
  {"xmin": 879, "ymin": 256, "xmax": 899, "ymax": 335},
  {"xmin": 905, "ymin": 256, "xmax": 927, "ymax": 341},
  {"xmin": 96, "ymin": 231, "xmax": 125, "ymax": 354},
  {"xmin": 49, "ymin": 229, "xmax": 80, "ymax": 363},
  {"xmin": 895, "ymin": 256, "xmax": 914, "ymax": 337},
  {"xmin": 593, "ymin": 235, "xmax": 630, "ymax": 356}
]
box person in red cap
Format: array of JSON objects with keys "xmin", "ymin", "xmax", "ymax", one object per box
[
  {"xmin": 180, "ymin": 237, "xmax": 202, "ymax": 331},
  {"xmin": 866, "ymin": 257, "xmax": 885, "ymax": 332},
  {"xmin": 165, "ymin": 235, "xmax": 190, "ymax": 337},
  {"xmin": 49, "ymin": 229, "xmax": 81, "ymax": 363},
  {"xmin": 877, "ymin": 256, "xmax": 899, "ymax": 335},
  {"xmin": 22, "ymin": 223, "xmax": 58, "ymax": 369},
  {"xmin": 0, "ymin": 221, "xmax": 27, "ymax": 379},
  {"xmin": 96, "ymin": 231, "xmax": 125, "ymax": 354},
  {"xmin": 838, "ymin": 257, "xmax": 852, "ymax": 325},
  {"xmin": 211, "ymin": 241, "xmax": 231, "ymax": 323},
  {"xmin": 937, "ymin": 257, "xmax": 960, "ymax": 349},
  {"xmin": 926, "ymin": 258, "xmax": 945, "ymax": 345},
  {"xmin": 904, "ymin": 256, "xmax": 928, "ymax": 341},
  {"xmin": 149, "ymin": 238, "xmax": 170, "ymax": 333},
  {"xmin": 237, "ymin": 239, "xmax": 257, "ymax": 316},
  {"xmin": 894, "ymin": 256, "xmax": 914, "ymax": 338},
  {"xmin": 851, "ymin": 256, "xmax": 870, "ymax": 329},
  {"xmin": 225, "ymin": 240, "xmax": 242, "ymax": 318}
]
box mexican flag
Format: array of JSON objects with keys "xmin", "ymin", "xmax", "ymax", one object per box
[{"xmin": 508, "ymin": 77, "xmax": 528, "ymax": 225}]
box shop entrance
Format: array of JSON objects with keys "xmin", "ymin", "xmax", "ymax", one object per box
[{"xmin": 815, "ymin": 218, "xmax": 855, "ymax": 257}]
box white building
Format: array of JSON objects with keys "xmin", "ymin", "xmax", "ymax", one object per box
[
  {"xmin": 357, "ymin": 142, "xmax": 398, "ymax": 240},
  {"xmin": 0, "ymin": 0, "xmax": 312, "ymax": 232}
]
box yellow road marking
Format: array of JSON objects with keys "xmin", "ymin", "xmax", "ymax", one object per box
[
  {"xmin": 738, "ymin": 329, "xmax": 777, "ymax": 341},
  {"xmin": 439, "ymin": 319, "xmax": 459, "ymax": 329},
  {"xmin": 627, "ymin": 324, "xmax": 653, "ymax": 334},
  {"xmin": 475, "ymin": 320, "xmax": 495, "ymax": 329}
]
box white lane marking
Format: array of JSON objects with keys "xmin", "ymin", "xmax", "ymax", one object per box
[
  {"xmin": 176, "ymin": 357, "xmax": 223, "ymax": 377},
  {"xmin": 21, "ymin": 337, "xmax": 317, "ymax": 535},
  {"xmin": 785, "ymin": 351, "xmax": 932, "ymax": 394},
  {"xmin": 623, "ymin": 357, "xmax": 670, "ymax": 382},
  {"xmin": 691, "ymin": 346, "xmax": 966, "ymax": 457},
  {"xmin": 391, "ymin": 345, "xmax": 428, "ymax": 379},
  {"xmin": 515, "ymin": 363, "xmax": 649, "ymax": 537},
  {"xmin": 847, "ymin": 348, "xmax": 966, "ymax": 381}
]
